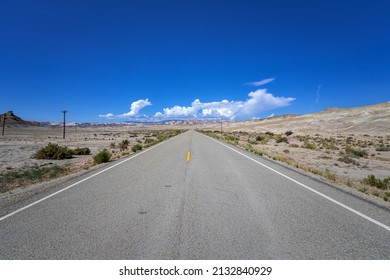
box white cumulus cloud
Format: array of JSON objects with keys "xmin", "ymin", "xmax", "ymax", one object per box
[
  {"xmin": 99, "ymin": 90, "xmax": 295, "ymax": 121},
  {"xmin": 154, "ymin": 89, "xmax": 295, "ymax": 120},
  {"xmin": 99, "ymin": 99, "xmax": 152, "ymax": 119},
  {"xmin": 99, "ymin": 113, "xmax": 115, "ymax": 119},
  {"xmin": 121, "ymin": 99, "xmax": 152, "ymax": 117}
]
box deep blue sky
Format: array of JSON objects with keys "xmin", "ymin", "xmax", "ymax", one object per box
[{"xmin": 1, "ymin": 0, "xmax": 389, "ymax": 122}]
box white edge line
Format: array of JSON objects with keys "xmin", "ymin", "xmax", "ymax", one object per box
[
  {"xmin": 0, "ymin": 138, "xmax": 173, "ymax": 222},
  {"xmin": 208, "ymin": 136, "xmax": 390, "ymax": 233}
]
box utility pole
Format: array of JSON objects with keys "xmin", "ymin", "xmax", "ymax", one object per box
[
  {"xmin": 2, "ymin": 114, "xmax": 6, "ymax": 136},
  {"xmin": 62, "ymin": 110, "xmax": 67, "ymax": 139},
  {"xmin": 220, "ymin": 117, "xmax": 223, "ymax": 133}
]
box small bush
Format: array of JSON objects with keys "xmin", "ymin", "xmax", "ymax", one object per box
[
  {"xmin": 289, "ymin": 144, "xmax": 299, "ymax": 148},
  {"xmin": 261, "ymin": 137, "xmax": 270, "ymax": 145},
  {"xmin": 323, "ymin": 169, "xmax": 336, "ymax": 182},
  {"xmin": 110, "ymin": 142, "xmax": 116, "ymax": 148},
  {"xmin": 118, "ymin": 140, "xmax": 129, "ymax": 151},
  {"xmin": 338, "ymin": 155, "xmax": 357, "ymax": 165},
  {"xmin": 256, "ymin": 135, "xmax": 265, "ymax": 141},
  {"xmin": 33, "ymin": 143, "xmax": 73, "ymax": 160},
  {"xmin": 93, "ymin": 149, "xmax": 111, "ymax": 164},
  {"xmin": 302, "ymin": 140, "xmax": 316, "ymax": 150},
  {"xmin": 276, "ymin": 135, "xmax": 289, "ymax": 143},
  {"xmin": 362, "ymin": 175, "xmax": 390, "ymax": 190},
  {"xmin": 244, "ymin": 143, "xmax": 253, "ymax": 151},
  {"xmin": 375, "ymin": 146, "xmax": 390, "ymax": 152},
  {"xmin": 254, "ymin": 149, "xmax": 263, "ymax": 156},
  {"xmin": 131, "ymin": 144, "xmax": 143, "ymax": 153},
  {"xmin": 285, "ymin": 131, "xmax": 293, "ymax": 136},
  {"xmin": 358, "ymin": 187, "xmax": 369, "ymax": 193},
  {"xmin": 297, "ymin": 135, "xmax": 308, "ymax": 142},
  {"xmin": 283, "ymin": 149, "xmax": 290, "ymax": 154},
  {"xmin": 224, "ymin": 135, "xmax": 236, "ymax": 142},
  {"xmin": 345, "ymin": 145, "xmax": 367, "ymax": 157},
  {"xmin": 72, "ymin": 147, "xmax": 91, "ymax": 155},
  {"xmin": 144, "ymin": 138, "xmax": 155, "ymax": 144}
]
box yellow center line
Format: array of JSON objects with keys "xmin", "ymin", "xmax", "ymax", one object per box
[{"xmin": 187, "ymin": 134, "xmax": 192, "ymax": 161}]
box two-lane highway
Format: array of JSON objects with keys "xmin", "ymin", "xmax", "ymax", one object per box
[{"xmin": 1, "ymin": 130, "xmax": 389, "ymax": 259}]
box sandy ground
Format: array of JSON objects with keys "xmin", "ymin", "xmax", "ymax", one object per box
[
  {"xmin": 195, "ymin": 103, "xmax": 390, "ymax": 201},
  {"xmin": 0, "ymin": 125, "xmax": 176, "ymax": 174},
  {"xmin": 196, "ymin": 102, "xmax": 390, "ymax": 181}
]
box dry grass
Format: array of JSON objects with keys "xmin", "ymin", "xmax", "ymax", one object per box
[
  {"xmin": 199, "ymin": 130, "xmax": 390, "ymax": 202},
  {"xmin": 0, "ymin": 128, "xmax": 186, "ymax": 193}
]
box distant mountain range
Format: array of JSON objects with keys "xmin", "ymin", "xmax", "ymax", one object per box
[
  {"xmin": 3, "ymin": 102, "xmax": 389, "ymax": 132},
  {"xmin": 39, "ymin": 119, "xmax": 212, "ymax": 127},
  {"xmin": 0, "ymin": 111, "xmax": 213, "ymax": 127}
]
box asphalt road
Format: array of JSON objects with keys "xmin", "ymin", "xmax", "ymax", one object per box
[{"xmin": 1, "ymin": 130, "xmax": 389, "ymax": 259}]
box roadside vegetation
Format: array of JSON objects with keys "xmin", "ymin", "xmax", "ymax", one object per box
[
  {"xmin": 198, "ymin": 129, "xmax": 390, "ymax": 202},
  {"xmin": 1, "ymin": 129, "xmax": 186, "ymax": 193},
  {"xmin": 32, "ymin": 143, "xmax": 91, "ymax": 159},
  {"xmin": 93, "ymin": 149, "xmax": 111, "ymax": 164},
  {"xmin": 0, "ymin": 165, "xmax": 69, "ymax": 193}
]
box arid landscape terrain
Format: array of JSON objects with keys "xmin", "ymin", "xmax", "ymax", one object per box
[
  {"xmin": 1, "ymin": 102, "xmax": 389, "ymax": 205},
  {"xmin": 0, "ymin": 120, "xmax": 184, "ymax": 204},
  {"xmin": 197, "ymin": 102, "xmax": 390, "ymax": 203}
]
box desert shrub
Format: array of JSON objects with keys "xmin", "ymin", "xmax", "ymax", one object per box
[
  {"xmin": 224, "ymin": 134, "xmax": 236, "ymax": 142},
  {"xmin": 302, "ymin": 140, "xmax": 316, "ymax": 150},
  {"xmin": 256, "ymin": 135, "xmax": 265, "ymax": 141},
  {"xmin": 118, "ymin": 140, "xmax": 129, "ymax": 151},
  {"xmin": 72, "ymin": 147, "xmax": 91, "ymax": 155},
  {"xmin": 244, "ymin": 143, "xmax": 253, "ymax": 151},
  {"xmin": 322, "ymin": 142, "xmax": 338, "ymax": 150},
  {"xmin": 110, "ymin": 142, "xmax": 116, "ymax": 148},
  {"xmin": 346, "ymin": 136, "xmax": 354, "ymax": 144},
  {"xmin": 285, "ymin": 131, "xmax": 293, "ymax": 136},
  {"xmin": 345, "ymin": 145, "xmax": 367, "ymax": 157},
  {"xmin": 296, "ymin": 135, "xmax": 308, "ymax": 142},
  {"xmin": 283, "ymin": 149, "xmax": 290, "ymax": 154},
  {"xmin": 131, "ymin": 144, "xmax": 143, "ymax": 153},
  {"xmin": 323, "ymin": 169, "xmax": 336, "ymax": 182},
  {"xmin": 254, "ymin": 149, "xmax": 263, "ymax": 156},
  {"xmin": 289, "ymin": 144, "xmax": 299, "ymax": 148},
  {"xmin": 276, "ymin": 135, "xmax": 289, "ymax": 143},
  {"xmin": 144, "ymin": 138, "xmax": 155, "ymax": 144},
  {"xmin": 362, "ymin": 175, "xmax": 390, "ymax": 190},
  {"xmin": 375, "ymin": 145, "xmax": 390, "ymax": 152},
  {"xmin": 93, "ymin": 149, "xmax": 111, "ymax": 164},
  {"xmin": 33, "ymin": 143, "xmax": 73, "ymax": 160},
  {"xmin": 346, "ymin": 178, "xmax": 354, "ymax": 188},
  {"xmin": 338, "ymin": 155, "xmax": 357, "ymax": 165},
  {"xmin": 265, "ymin": 131, "xmax": 274, "ymax": 136}
]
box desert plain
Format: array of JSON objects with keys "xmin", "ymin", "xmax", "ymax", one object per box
[{"xmin": 0, "ymin": 102, "xmax": 389, "ymax": 206}]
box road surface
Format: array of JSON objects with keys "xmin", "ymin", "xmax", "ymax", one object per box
[{"xmin": 1, "ymin": 130, "xmax": 389, "ymax": 259}]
